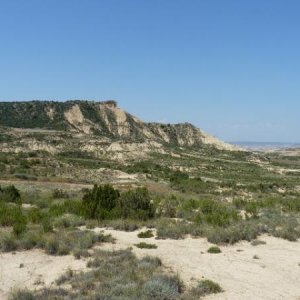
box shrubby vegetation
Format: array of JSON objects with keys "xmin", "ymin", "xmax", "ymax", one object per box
[
  {"xmin": 1, "ymin": 182, "xmax": 300, "ymax": 253},
  {"xmin": 10, "ymin": 249, "xmax": 220, "ymax": 299},
  {"xmin": 82, "ymin": 185, "xmax": 155, "ymax": 221},
  {"xmin": 0, "ymin": 185, "xmax": 21, "ymax": 203}
]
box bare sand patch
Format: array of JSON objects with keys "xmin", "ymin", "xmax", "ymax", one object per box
[
  {"xmin": 1, "ymin": 229, "xmax": 300, "ymax": 300},
  {"xmin": 96, "ymin": 228, "xmax": 300, "ymax": 300},
  {"xmin": 0, "ymin": 250, "xmax": 86, "ymax": 299}
]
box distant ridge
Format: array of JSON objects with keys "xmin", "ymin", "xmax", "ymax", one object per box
[
  {"xmin": 233, "ymin": 141, "xmax": 300, "ymax": 151},
  {"xmin": 0, "ymin": 100, "xmax": 237, "ymax": 151}
]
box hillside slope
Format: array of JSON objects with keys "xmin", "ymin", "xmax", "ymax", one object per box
[{"xmin": 0, "ymin": 100, "xmax": 236, "ymax": 151}]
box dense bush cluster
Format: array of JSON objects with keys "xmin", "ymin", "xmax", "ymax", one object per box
[
  {"xmin": 82, "ymin": 185, "xmax": 155, "ymax": 221},
  {"xmin": 0, "ymin": 185, "xmax": 21, "ymax": 203}
]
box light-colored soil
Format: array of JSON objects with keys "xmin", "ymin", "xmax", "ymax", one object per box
[
  {"xmin": 97, "ymin": 228, "xmax": 300, "ymax": 300},
  {"xmin": 0, "ymin": 250, "xmax": 87, "ymax": 299},
  {"xmin": 1, "ymin": 229, "xmax": 300, "ymax": 300}
]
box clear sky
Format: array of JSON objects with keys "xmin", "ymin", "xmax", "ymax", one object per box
[{"xmin": 0, "ymin": 0, "xmax": 299, "ymax": 142}]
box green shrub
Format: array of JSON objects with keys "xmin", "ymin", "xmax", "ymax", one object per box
[
  {"xmin": 73, "ymin": 248, "xmax": 90, "ymax": 259},
  {"xmin": 52, "ymin": 189, "xmax": 69, "ymax": 199},
  {"xmin": 170, "ymin": 170, "xmax": 189, "ymax": 182},
  {"xmin": 53, "ymin": 214, "xmax": 85, "ymax": 228},
  {"xmin": 82, "ymin": 184, "xmax": 120, "ymax": 219},
  {"xmin": 45, "ymin": 237, "xmax": 59, "ymax": 255},
  {"xmin": 157, "ymin": 195, "xmax": 179, "ymax": 218},
  {"xmin": 186, "ymin": 279, "xmax": 223, "ymax": 298},
  {"xmin": 119, "ymin": 187, "xmax": 155, "ymax": 220},
  {"xmin": 194, "ymin": 199, "xmax": 239, "ymax": 227},
  {"xmin": 135, "ymin": 242, "xmax": 157, "ymax": 249},
  {"xmin": 207, "ymin": 221, "xmax": 260, "ymax": 244},
  {"xmin": 0, "ymin": 233, "xmax": 17, "ymax": 252},
  {"xmin": 42, "ymin": 218, "xmax": 53, "ymax": 233},
  {"xmin": 155, "ymin": 219, "xmax": 200, "ymax": 240},
  {"xmin": 19, "ymin": 231, "xmax": 41, "ymax": 250},
  {"xmin": 0, "ymin": 185, "xmax": 21, "ymax": 203},
  {"xmin": 207, "ymin": 246, "xmax": 221, "ymax": 253},
  {"xmin": 138, "ymin": 230, "xmax": 154, "ymax": 238},
  {"xmin": 49, "ymin": 199, "xmax": 83, "ymax": 217},
  {"xmin": 0, "ymin": 202, "xmax": 22, "ymax": 226},
  {"xmin": 26, "ymin": 208, "xmax": 44, "ymax": 224},
  {"xmin": 13, "ymin": 218, "xmax": 27, "ymax": 236},
  {"xmin": 143, "ymin": 275, "xmax": 182, "ymax": 299}
]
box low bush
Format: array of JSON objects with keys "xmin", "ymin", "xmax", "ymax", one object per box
[
  {"xmin": 207, "ymin": 246, "xmax": 221, "ymax": 253},
  {"xmin": 135, "ymin": 242, "xmax": 158, "ymax": 249},
  {"xmin": 184, "ymin": 279, "xmax": 223, "ymax": 298},
  {"xmin": 52, "ymin": 214, "xmax": 85, "ymax": 228},
  {"xmin": 143, "ymin": 274, "xmax": 183, "ymax": 299},
  {"xmin": 156, "ymin": 219, "xmax": 192, "ymax": 240},
  {"xmin": 0, "ymin": 185, "xmax": 21, "ymax": 203},
  {"xmin": 52, "ymin": 188, "xmax": 69, "ymax": 199},
  {"xmin": 119, "ymin": 187, "xmax": 155, "ymax": 220},
  {"xmin": 49, "ymin": 199, "xmax": 83, "ymax": 217},
  {"xmin": 0, "ymin": 233, "xmax": 18, "ymax": 252},
  {"xmin": 98, "ymin": 219, "xmax": 141, "ymax": 231},
  {"xmin": 0, "ymin": 203, "xmax": 27, "ymax": 232},
  {"xmin": 194, "ymin": 199, "xmax": 239, "ymax": 227},
  {"xmin": 206, "ymin": 221, "xmax": 260, "ymax": 244},
  {"xmin": 138, "ymin": 230, "xmax": 154, "ymax": 238},
  {"xmin": 82, "ymin": 184, "xmax": 120, "ymax": 219}
]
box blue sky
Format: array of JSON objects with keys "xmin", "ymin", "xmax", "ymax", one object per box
[{"xmin": 0, "ymin": 0, "xmax": 299, "ymax": 142}]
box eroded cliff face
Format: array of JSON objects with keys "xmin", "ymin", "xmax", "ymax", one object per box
[{"xmin": 0, "ymin": 100, "xmax": 238, "ymax": 155}]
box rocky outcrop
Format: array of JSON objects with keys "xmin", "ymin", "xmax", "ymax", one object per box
[{"xmin": 0, "ymin": 100, "xmax": 237, "ymax": 151}]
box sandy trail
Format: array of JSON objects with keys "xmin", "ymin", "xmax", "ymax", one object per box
[
  {"xmin": 0, "ymin": 250, "xmax": 86, "ymax": 299},
  {"xmin": 97, "ymin": 228, "xmax": 300, "ymax": 300}
]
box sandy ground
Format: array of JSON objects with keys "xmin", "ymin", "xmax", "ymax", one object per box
[
  {"xmin": 0, "ymin": 250, "xmax": 87, "ymax": 299},
  {"xmin": 97, "ymin": 228, "xmax": 300, "ymax": 300},
  {"xmin": 1, "ymin": 229, "xmax": 300, "ymax": 300}
]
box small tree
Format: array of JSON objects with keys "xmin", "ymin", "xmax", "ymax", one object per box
[
  {"xmin": 119, "ymin": 187, "xmax": 155, "ymax": 220},
  {"xmin": 82, "ymin": 184, "xmax": 120, "ymax": 219}
]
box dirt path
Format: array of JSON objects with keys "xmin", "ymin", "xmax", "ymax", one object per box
[
  {"xmin": 97, "ymin": 228, "xmax": 300, "ymax": 300},
  {"xmin": 0, "ymin": 250, "xmax": 87, "ymax": 299}
]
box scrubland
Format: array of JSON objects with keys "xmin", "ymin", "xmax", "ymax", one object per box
[{"xmin": 1, "ymin": 146, "xmax": 300, "ymax": 299}]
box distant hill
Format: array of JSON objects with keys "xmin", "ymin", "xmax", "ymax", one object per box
[{"xmin": 0, "ymin": 100, "xmax": 237, "ymax": 151}]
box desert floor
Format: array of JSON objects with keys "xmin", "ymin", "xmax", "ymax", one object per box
[{"xmin": 1, "ymin": 228, "xmax": 300, "ymax": 300}]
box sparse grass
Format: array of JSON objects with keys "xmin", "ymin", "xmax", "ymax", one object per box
[
  {"xmin": 98, "ymin": 218, "xmax": 141, "ymax": 231},
  {"xmin": 251, "ymin": 240, "xmax": 266, "ymax": 246},
  {"xmin": 0, "ymin": 226, "xmax": 113, "ymax": 257},
  {"xmin": 135, "ymin": 242, "xmax": 158, "ymax": 249},
  {"xmin": 9, "ymin": 289, "xmax": 36, "ymax": 300},
  {"xmin": 52, "ymin": 213, "xmax": 85, "ymax": 228},
  {"xmin": 207, "ymin": 246, "xmax": 221, "ymax": 253}
]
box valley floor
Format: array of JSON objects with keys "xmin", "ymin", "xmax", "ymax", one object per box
[{"xmin": 1, "ymin": 228, "xmax": 300, "ymax": 300}]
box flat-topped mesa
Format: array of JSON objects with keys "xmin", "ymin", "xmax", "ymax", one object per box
[{"xmin": 0, "ymin": 100, "xmax": 238, "ymax": 151}]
